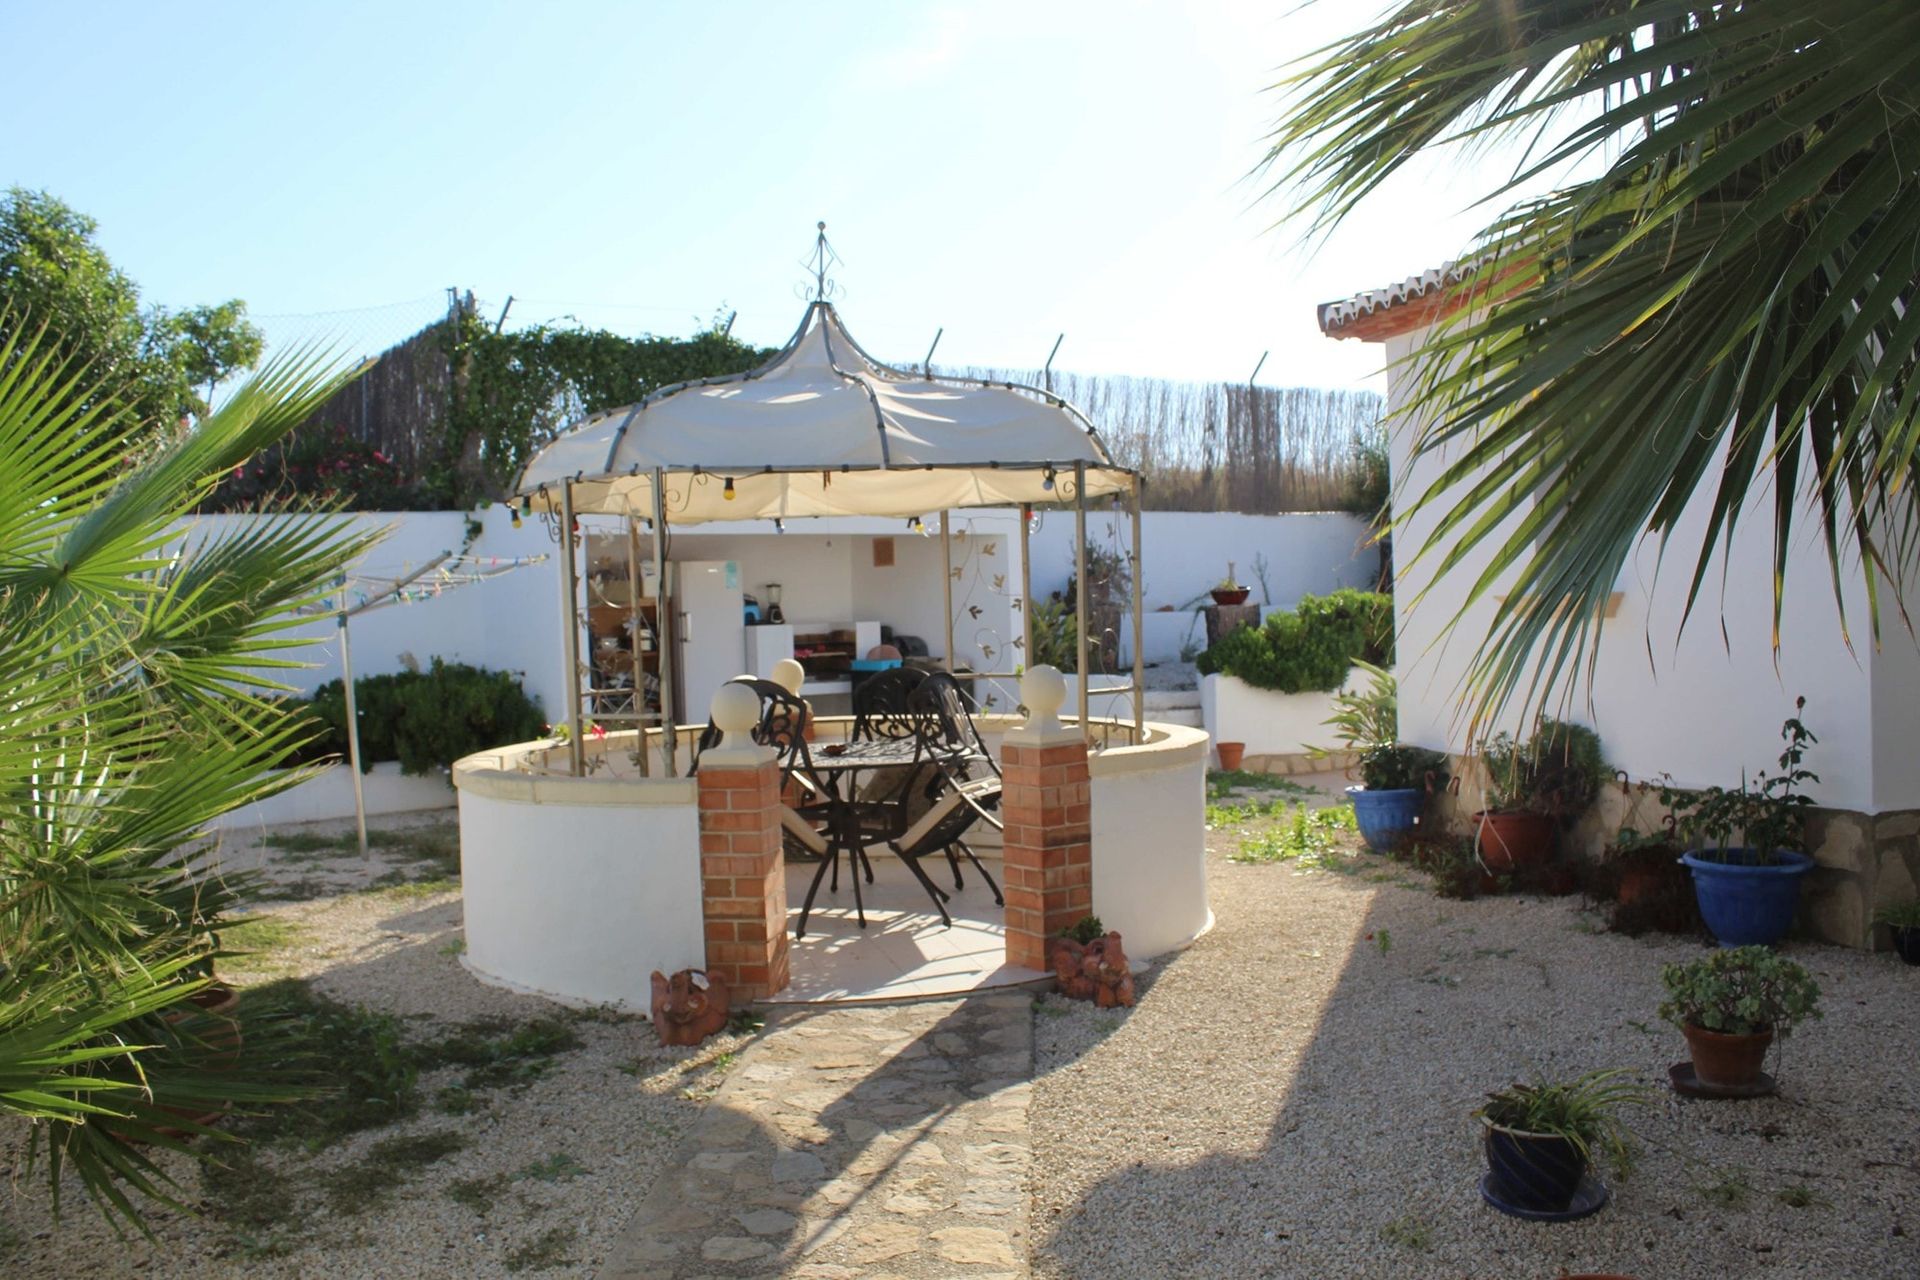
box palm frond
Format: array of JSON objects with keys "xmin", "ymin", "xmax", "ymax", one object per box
[{"xmin": 1264, "ymin": 0, "xmax": 1920, "ymax": 731}]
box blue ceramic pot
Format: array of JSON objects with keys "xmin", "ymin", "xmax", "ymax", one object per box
[
  {"xmin": 1347, "ymin": 786, "xmax": 1422, "ymax": 854},
  {"xmin": 1484, "ymin": 1124, "xmax": 1586, "ymax": 1211},
  {"xmin": 1681, "ymin": 849, "xmax": 1814, "ymax": 947}
]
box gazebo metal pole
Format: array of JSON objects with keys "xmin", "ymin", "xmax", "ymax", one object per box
[
  {"xmin": 627, "ymin": 518, "xmax": 649, "ymax": 777},
  {"xmin": 1074, "ymin": 461, "xmax": 1089, "ymax": 734},
  {"xmin": 652, "ymin": 467, "xmax": 679, "ymax": 777},
  {"xmin": 559, "ymin": 482, "xmax": 586, "ymax": 777},
  {"xmin": 940, "ymin": 510, "xmax": 955, "ymax": 673},
  {"xmin": 337, "ymin": 575, "xmax": 369, "ymax": 859},
  {"xmin": 1018, "ymin": 504, "xmax": 1033, "ymax": 679},
  {"xmin": 1131, "ymin": 475, "xmax": 1145, "ymax": 739}
]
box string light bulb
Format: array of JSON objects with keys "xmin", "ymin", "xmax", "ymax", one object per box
[
  {"xmin": 1041, "ymin": 467, "xmax": 1056, "ymax": 492},
  {"xmin": 508, "ymin": 501, "xmax": 522, "ymax": 529},
  {"xmin": 723, "ymin": 477, "xmax": 737, "ymax": 501}
]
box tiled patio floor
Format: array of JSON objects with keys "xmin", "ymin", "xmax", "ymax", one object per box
[{"xmin": 772, "ymin": 854, "xmax": 1047, "ymax": 1003}]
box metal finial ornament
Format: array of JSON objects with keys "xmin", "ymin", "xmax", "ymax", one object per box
[{"xmin": 801, "ymin": 221, "xmax": 842, "ymax": 301}]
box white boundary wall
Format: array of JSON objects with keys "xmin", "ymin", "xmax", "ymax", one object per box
[
  {"xmin": 167, "ymin": 508, "xmax": 1378, "ymax": 736},
  {"xmin": 1028, "ymin": 510, "xmax": 1378, "ymax": 665}
]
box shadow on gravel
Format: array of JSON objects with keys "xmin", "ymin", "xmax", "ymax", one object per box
[{"xmin": 1026, "ymin": 858, "xmax": 1920, "ymax": 1280}]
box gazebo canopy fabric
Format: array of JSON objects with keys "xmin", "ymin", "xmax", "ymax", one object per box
[{"xmin": 515, "ymin": 301, "xmax": 1134, "ymax": 522}]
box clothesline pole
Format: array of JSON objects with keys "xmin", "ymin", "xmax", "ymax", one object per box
[{"xmin": 337, "ymin": 575, "xmax": 370, "ymax": 859}]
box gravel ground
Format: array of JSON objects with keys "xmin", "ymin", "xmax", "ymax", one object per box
[
  {"xmin": 0, "ymin": 812, "xmax": 749, "ymax": 1278},
  {"xmin": 1030, "ymin": 817, "xmax": 1920, "ymax": 1279}
]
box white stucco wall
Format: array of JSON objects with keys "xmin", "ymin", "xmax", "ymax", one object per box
[
  {"xmin": 1088, "ymin": 723, "xmax": 1213, "ymax": 958},
  {"xmin": 1198, "ymin": 672, "xmax": 1347, "ymax": 759},
  {"xmin": 211, "ymin": 762, "xmax": 453, "ymax": 831},
  {"xmin": 455, "ymin": 770, "xmax": 704, "ymax": 1010},
  {"xmin": 1381, "ymin": 328, "xmax": 1909, "ymax": 813},
  {"xmin": 169, "ymin": 505, "xmax": 571, "ymax": 717}
]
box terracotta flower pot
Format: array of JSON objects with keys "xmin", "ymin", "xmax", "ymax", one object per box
[
  {"xmin": 1216, "ymin": 741, "xmax": 1246, "ymax": 771},
  {"xmin": 1682, "ymin": 1021, "xmax": 1774, "ymax": 1090},
  {"xmin": 1474, "ymin": 810, "xmax": 1555, "ymax": 872}
]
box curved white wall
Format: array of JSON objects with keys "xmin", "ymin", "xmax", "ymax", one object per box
[
  {"xmin": 1088, "ymin": 722, "xmax": 1213, "ymax": 958},
  {"xmin": 454, "ymin": 746, "xmax": 703, "ymax": 1010}
]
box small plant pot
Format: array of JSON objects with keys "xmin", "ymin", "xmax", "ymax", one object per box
[
  {"xmin": 1210, "ymin": 588, "xmax": 1250, "ymax": 606},
  {"xmin": 1484, "ymin": 1122, "xmax": 1588, "ymax": 1212},
  {"xmin": 1681, "ymin": 849, "xmax": 1812, "ymax": 947},
  {"xmin": 1347, "ymin": 786, "xmax": 1421, "ymax": 854},
  {"xmin": 1891, "ymin": 925, "xmax": 1920, "ymax": 966},
  {"xmin": 1474, "ymin": 811, "xmax": 1555, "ymax": 872},
  {"xmin": 1682, "ymin": 1021, "xmax": 1774, "ymax": 1090},
  {"xmin": 1216, "ymin": 741, "xmax": 1246, "ymax": 771}
]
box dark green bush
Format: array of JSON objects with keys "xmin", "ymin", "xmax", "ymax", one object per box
[
  {"xmin": 1359, "ymin": 743, "xmax": 1449, "ymax": 792},
  {"xmin": 299, "ymin": 661, "xmax": 544, "ymax": 775},
  {"xmin": 1196, "ymin": 588, "xmax": 1393, "ymax": 693}
]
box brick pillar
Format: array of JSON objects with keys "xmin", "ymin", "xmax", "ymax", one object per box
[
  {"xmin": 1002, "ymin": 666, "xmax": 1093, "ymax": 971},
  {"xmin": 697, "ymin": 685, "xmax": 790, "ymax": 999}
]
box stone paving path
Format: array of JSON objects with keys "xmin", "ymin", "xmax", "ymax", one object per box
[{"xmin": 603, "ymin": 993, "xmax": 1034, "ymax": 1279}]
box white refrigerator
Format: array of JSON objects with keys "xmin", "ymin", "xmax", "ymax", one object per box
[{"xmin": 672, "ymin": 560, "xmax": 745, "ymax": 726}]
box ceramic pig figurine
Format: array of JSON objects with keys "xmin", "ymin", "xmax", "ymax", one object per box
[
  {"xmin": 1049, "ymin": 936, "xmax": 1095, "ymax": 1001},
  {"xmin": 1082, "ymin": 932, "xmax": 1136, "ymax": 1008},
  {"xmin": 649, "ymin": 968, "xmax": 731, "ymax": 1046}
]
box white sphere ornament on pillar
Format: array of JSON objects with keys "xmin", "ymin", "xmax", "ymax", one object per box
[
  {"xmin": 705, "ymin": 681, "xmax": 773, "ymax": 765},
  {"xmin": 770, "ymin": 658, "xmax": 806, "ymax": 696},
  {"xmin": 1012, "ymin": 664, "xmax": 1077, "ymax": 745}
]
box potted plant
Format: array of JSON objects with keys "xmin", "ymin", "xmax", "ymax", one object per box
[
  {"xmin": 1658, "ymin": 946, "xmax": 1821, "ymax": 1090},
  {"xmin": 1475, "ymin": 719, "xmax": 1608, "ymax": 875},
  {"xmin": 1210, "ymin": 562, "xmax": 1250, "ymax": 607},
  {"xmin": 1874, "ymin": 899, "xmax": 1920, "ymax": 965},
  {"xmin": 1476, "ymin": 1069, "xmax": 1646, "ymax": 1214},
  {"xmin": 1668, "ymin": 699, "xmax": 1818, "ymax": 947},
  {"xmin": 1315, "ymin": 661, "xmax": 1447, "ymax": 853}
]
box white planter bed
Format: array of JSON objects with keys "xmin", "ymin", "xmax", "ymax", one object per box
[
  {"xmin": 1200, "ymin": 670, "xmax": 1363, "ymax": 762},
  {"xmin": 211, "ymin": 761, "xmax": 454, "ymax": 831}
]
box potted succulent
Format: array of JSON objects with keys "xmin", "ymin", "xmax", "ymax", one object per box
[
  {"xmin": 1874, "ymin": 899, "xmax": 1920, "ymax": 965},
  {"xmin": 1210, "ymin": 562, "xmax": 1250, "ymax": 607},
  {"xmin": 1315, "ymin": 659, "xmax": 1446, "ymax": 852},
  {"xmin": 1476, "ymin": 1069, "xmax": 1646, "ymax": 1214},
  {"xmin": 1658, "ymin": 945, "xmax": 1821, "ymax": 1090},
  {"xmin": 1475, "ymin": 719, "xmax": 1608, "ymax": 875},
  {"xmin": 1668, "ymin": 700, "xmax": 1818, "ymax": 947}
]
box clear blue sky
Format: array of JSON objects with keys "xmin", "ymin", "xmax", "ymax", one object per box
[{"xmin": 0, "ymin": 1, "xmax": 1499, "ymax": 390}]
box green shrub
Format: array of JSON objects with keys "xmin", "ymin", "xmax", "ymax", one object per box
[
  {"xmin": 1658, "ymin": 946, "xmax": 1821, "ymax": 1036},
  {"xmin": 300, "ymin": 661, "xmax": 544, "ymax": 775},
  {"xmin": 1196, "ymin": 588, "xmax": 1393, "ymax": 693},
  {"xmin": 1358, "ymin": 743, "xmax": 1449, "ymax": 792}
]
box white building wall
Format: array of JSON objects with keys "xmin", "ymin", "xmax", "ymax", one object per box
[{"xmin": 1382, "ymin": 327, "xmax": 1902, "ymax": 813}]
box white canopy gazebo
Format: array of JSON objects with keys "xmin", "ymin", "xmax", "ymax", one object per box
[{"xmin": 516, "ymin": 287, "xmax": 1144, "ymax": 775}]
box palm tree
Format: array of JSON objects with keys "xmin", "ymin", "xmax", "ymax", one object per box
[
  {"xmin": 0, "ymin": 322, "xmax": 375, "ymax": 1227},
  {"xmin": 1263, "ymin": 1, "xmax": 1920, "ymax": 726}
]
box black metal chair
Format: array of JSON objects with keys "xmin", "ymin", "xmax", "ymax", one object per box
[
  {"xmin": 862, "ymin": 672, "xmax": 1004, "ymax": 924},
  {"xmin": 849, "ymin": 666, "xmax": 928, "ymax": 741},
  {"xmin": 690, "ymin": 677, "xmax": 830, "ymax": 864}
]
